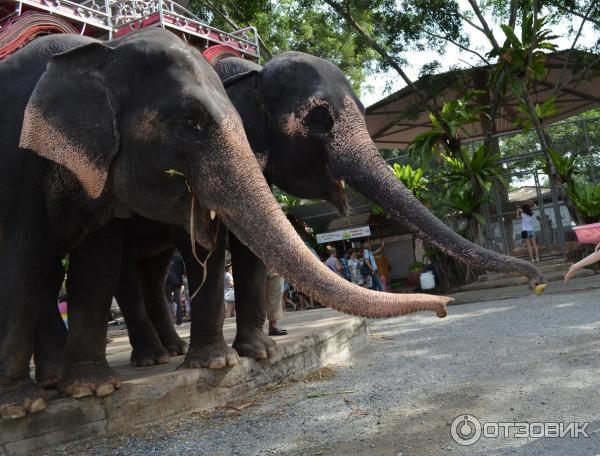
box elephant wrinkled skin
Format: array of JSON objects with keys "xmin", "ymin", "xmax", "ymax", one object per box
[
  {"xmin": 92, "ymin": 52, "xmax": 543, "ymax": 369},
  {"xmin": 1, "ymin": 31, "xmax": 449, "ymax": 418}
]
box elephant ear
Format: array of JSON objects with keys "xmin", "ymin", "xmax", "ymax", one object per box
[
  {"xmin": 214, "ymin": 57, "xmax": 262, "ymax": 87},
  {"xmin": 19, "ymin": 42, "xmax": 119, "ymax": 199}
]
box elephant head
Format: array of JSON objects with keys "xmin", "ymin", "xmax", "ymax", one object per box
[
  {"xmin": 214, "ymin": 52, "xmax": 544, "ymax": 287},
  {"xmin": 18, "ymin": 29, "xmax": 449, "ymax": 318}
]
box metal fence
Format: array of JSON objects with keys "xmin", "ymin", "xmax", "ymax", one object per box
[{"xmin": 473, "ymin": 115, "xmax": 600, "ymax": 258}]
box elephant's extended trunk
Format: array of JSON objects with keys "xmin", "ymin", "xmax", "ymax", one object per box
[
  {"xmin": 327, "ymin": 97, "xmax": 544, "ymax": 287},
  {"xmin": 197, "ymin": 115, "xmax": 450, "ymax": 318}
]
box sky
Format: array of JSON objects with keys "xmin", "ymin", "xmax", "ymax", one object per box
[{"xmin": 359, "ymin": 2, "xmax": 599, "ymax": 108}]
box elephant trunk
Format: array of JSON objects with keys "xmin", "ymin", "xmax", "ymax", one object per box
[
  {"xmin": 194, "ymin": 115, "xmax": 450, "ymax": 318},
  {"xmin": 326, "ymin": 97, "xmax": 544, "ymax": 287}
]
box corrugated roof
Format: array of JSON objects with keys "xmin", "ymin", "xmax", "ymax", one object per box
[
  {"xmin": 507, "ymin": 186, "xmax": 552, "ymax": 203},
  {"xmin": 365, "ymin": 50, "xmax": 600, "ymax": 149}
]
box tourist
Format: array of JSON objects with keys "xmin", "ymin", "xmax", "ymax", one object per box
[
  {"xmin": 564, "ymin": 244, "xmax": 600, "ymax": 282},
  {"xmin": 325, "ymin": 247, "xmax": 344, "ymax": 275},
  {"xmin": 347, "ymin": 249, "xmax": 362, "ymax": 285},
  {"xmin": 517, "ymin": 204, "xmax": 540, "ymax": 263},
  {"xmin": 375, "ymin": 253, "xmax": 391, "ymax": 291},
  {"xmin": 182, "ymin": 275, "xmax": 191, "ymax": 321},
  {"xmin": 282, "ymin": 281, "xmax": 296, "ymax": 310},
  {"xmin": 224, "ymin": 264, "xmax": 235, "ymax": 318},
  {"xmin": 357, "ymin": 253, "xmax": 372, "ymax": 289},
  {"xmin": 296, "ymin": 290, "xmax": 313, "ymax": 310},
  {"xmin": 362, "ymin": 239, "xmax": 384, "ymax": 291},
  {"xmin": 266, "ymin": 272, "xmax": 287, "ymax": 336},
  {"xmin": 339, "ymin": 250, "xmax": 351, "ymax": 281},
  {"xmin": 166, "ymin": 250, "xmax": 185, "ymax": 325}
]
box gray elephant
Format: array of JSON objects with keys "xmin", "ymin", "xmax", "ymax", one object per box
[
  {"xmin": 1, "ymin": 30, "xmax": 449, "ymax": 418},
  {"xmin": 87, "ymin": 51, "xmax": 544, "ymax": 370}
]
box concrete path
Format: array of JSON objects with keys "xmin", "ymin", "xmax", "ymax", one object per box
[
  {"xmin": 451, "ymin": 273, "xmax": 600, "ymax": 304},
  {"xmin": 53, "ymin": 287, "xmax": 600, "ymax": 455},
  {"xmin": 0, "ymin": 309, "xmax": 368, "ymax": 455}
]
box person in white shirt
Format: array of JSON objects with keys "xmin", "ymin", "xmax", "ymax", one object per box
[
  {"xmin": 224, "ymin": 264, "xmax": 235, "ymax": 317},
  {"xmin": 517, "ymin": 204, "xmax": 540, "ymax": 263}
]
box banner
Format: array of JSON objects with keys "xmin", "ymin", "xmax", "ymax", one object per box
[{"xmin": 316, "ymin": 225, "xmax": 371, "ymax": 244}]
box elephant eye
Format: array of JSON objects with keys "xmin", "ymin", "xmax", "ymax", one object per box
[
  {"xmin": 304, "ymin": 105, "xmax": 334, "ymax": 135},
  {"xmin": 179, "ymin": 115, "xmax": 205, "ymax": 134},
  {"xmin": 183, "ymin": 118, "xmax": 203, "ymax": 132}
]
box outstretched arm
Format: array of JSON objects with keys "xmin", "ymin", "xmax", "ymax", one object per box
[
  {"xmin": 564, "ymin": 249, "xmax": 600, "ymax": 282},
  {"xmin": 372, "ymin": 240, "xmax": 385, "ymax": 255}
]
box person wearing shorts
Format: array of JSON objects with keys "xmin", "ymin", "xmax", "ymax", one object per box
[{"xmin": 517, "ymin": 204, "xmax": 540, "ymax": 263}]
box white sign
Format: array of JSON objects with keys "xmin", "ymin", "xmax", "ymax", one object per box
[{"xmin": 316, "ymin": 226, "xmax": 371, "ymax": 244}]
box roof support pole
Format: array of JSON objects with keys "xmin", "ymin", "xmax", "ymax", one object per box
[
  {"xmin": 582, "ymin": 118, "xmax": 596, "ymax": 184},
  {"xmin": 493, "ymin": 182, "xmax": 509, "ymax": 255},
  {"xmin": 534, "ymin": 171, "xmax": 550, "ymax": 250},
  {"xmin": 549, "ymin": 176, "xmax": 566, "ymax": 255}
]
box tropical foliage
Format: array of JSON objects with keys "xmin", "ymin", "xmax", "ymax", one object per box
[
  {"xmin": 391, "ymin": 163, "xmax": 429, "ymax": 201},
  {"xmin": 407, "ymin": 91, "xmax": 488, "ymax": 168},
  {"xmin": 273, "ymin": 187, "xmax": 313, "ymax": 214},
  {"xmin": 569, "ymin": 178, "xmax": 600, "ymax": 223}
]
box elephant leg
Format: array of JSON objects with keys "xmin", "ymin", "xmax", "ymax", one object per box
[
  {"xmin": 229, "ymin": 233, "xmax": 278, "ymax": 360},
  {"xmin": 58, "ymin": 222, "xmax": 123, "ymax": 398},
  {"xmin": 176, "ymin": 224, "xmax": 238, "ymax": 369},
  {"xmin": 115, "ymin": 254, "xmax": 172, "ymax": 367},
  {"xmin": 34, "ymin": 259, "xmax": 67, "ymax": 389},
  {"xmin": 137, "ymin": 248, "xmax": 189, "ymax": 357},
  {"xmin": 0, "ymin": 233, "xmax": 49, "ymax": 418}
]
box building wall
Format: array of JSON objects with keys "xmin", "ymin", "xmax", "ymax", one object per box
[{"xmin": 378, "ymin": 234, "xmax": 415, "ymax": 280}]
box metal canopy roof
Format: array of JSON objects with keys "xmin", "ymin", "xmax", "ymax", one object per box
[{"xmin": 365, "ymin": 50, "xmax": 600, "ymax": 149}]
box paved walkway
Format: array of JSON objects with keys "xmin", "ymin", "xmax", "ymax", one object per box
[
  {"xmin": 53, "ymin": 286, "xmax": 600, "ymax": 455},
  {"xmin": 450, "ymin": 273, "xmax": 600, "ymax": 304},
  {"xmin": 1, "ymin": 310, "xmax": 368, "ymax": 455}
]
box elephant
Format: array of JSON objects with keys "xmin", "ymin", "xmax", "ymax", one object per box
[
  {"xmin": 1, "ymin": 30, "xmax": 450, "ymax": 418},
  {"xmin": 67, "ymin": 51, "xmax": 545, "ymax": 370}
]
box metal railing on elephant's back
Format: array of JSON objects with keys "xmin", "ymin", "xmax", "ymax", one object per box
[{"xmin": 0, "ymin": 0, "xmax": 261, "ymax": 63}]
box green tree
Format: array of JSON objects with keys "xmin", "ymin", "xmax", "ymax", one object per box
[{"xmin": 188, "ymin": 0, "xmax": 378, "ymax": 92}]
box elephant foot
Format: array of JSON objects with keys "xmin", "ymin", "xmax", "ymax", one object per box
[
  {"xmin": 35, "ymin": 361, "xmax": 64, "ymax": 389},
  {"xmin": 181, "ymin": 340, "xmax": 239, "ymax": 369},
  {"xmin": 58, "ymin": 361, "xmax": 121, "ymax": 398},
  {"xmin": 0, "ymin": 377, "xmax": 48, "ymax": 419},
  {"xmin": 156, "ymin": 329, "xmax": 189, "ymax": 357},
  {"xmin": 164, "ymin": 337, "xmax": 189, "ymax": 357},
  {"xmin": 130, "ymin": 347, "xmax": 171, "ymax": 367},
  {"xmin": 233, "ymin": 330, "xmax": 278, "ymax": 360}
]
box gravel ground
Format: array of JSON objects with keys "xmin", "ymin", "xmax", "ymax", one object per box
[{"xmin": 54, "ymin": 289, "xmax": 600, "ymax": 456}]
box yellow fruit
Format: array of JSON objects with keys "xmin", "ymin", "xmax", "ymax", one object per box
[{"xmin": 534, "ymin": 283, "xmax": 547, "ymax": 295}]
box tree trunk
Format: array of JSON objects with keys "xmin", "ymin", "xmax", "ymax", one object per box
[{"xmin": 523, "ymin": 92, "xmax": 582, "ymax": 225}]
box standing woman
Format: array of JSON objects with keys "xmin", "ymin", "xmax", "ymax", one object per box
[
  {"xmin": 224, "ymin": 264, "xmax": 235, "ymax": 318},
  {"xmin": 517, "ymin": 204, "xmax": 540, "ymax": 263},
  {"xmin": 347, "ymin": 249, "xmax": 363, "ymax": 285}
]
